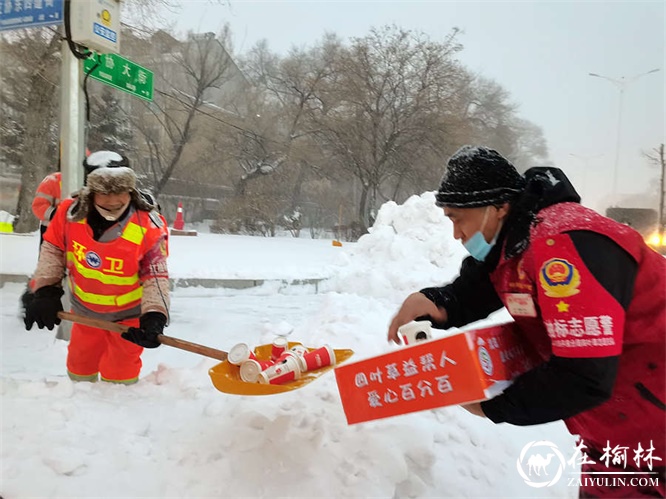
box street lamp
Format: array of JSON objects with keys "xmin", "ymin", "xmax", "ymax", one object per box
[{"xmin": 588, "ymin": 68, "xmax": 661, "ymax": 204}]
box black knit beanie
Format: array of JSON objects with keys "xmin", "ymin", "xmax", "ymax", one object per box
[{"xmin": 435, "ymin": 145, "xmax": 526, "ymax": 208}]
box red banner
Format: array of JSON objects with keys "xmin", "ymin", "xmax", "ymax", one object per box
[{"xmin": 334, "ymin": 323, "xmax": 538, "ymax": 425}]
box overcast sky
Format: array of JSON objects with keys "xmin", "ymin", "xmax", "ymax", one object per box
[{"xmin": 167, "ymin": 1, "xmax": 664, "ymax": 213}]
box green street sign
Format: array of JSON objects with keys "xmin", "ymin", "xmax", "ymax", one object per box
[{"xmin": 83, "ymin": 52, "xmax": 154, "ymax": 101}]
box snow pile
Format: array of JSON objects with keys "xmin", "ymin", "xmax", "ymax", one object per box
[
  {"xmin": 0, "ymin": 210, "xmax": 15, "ymax": 223},
  {"xmin": 324, "ymin": 192, "xmax": 468, "ymax": 302}
]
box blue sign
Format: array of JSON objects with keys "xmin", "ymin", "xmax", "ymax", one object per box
[
  {"xmin": 0, "ymin": 0, "xmax": 63, "ymax": 31},
  {"xmin": 93, "ymin": 22, "xmax": 116, "ymax": 43}
]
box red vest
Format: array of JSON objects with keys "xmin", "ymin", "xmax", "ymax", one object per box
[
  {"xmin": 49, "ymin": 198, "xmax": 166, "ymax": 322},
  {"xmin": 491, "ymin": 202, "xmax": 665, "ymax": 455}
]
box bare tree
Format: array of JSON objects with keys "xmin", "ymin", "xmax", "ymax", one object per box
[
  {"xmin": 457, "ymin": 75, "xmax": 549, "ymax": 170},
  {"xmin": 123, "ymin": 28, "xmax": 239, "ymax": 195},
  {"xmin": 505, "ymin": 117, "xmax": 549, "ymax": 170},
  {"xmin": 209, "ymin": 25, "xmax": 552, "ymax": 237},
  {"xmin": 238, "ymin": 36, "xmax": 341, "ymax": 207},
  {"xmin": 310, "ymin": 25, "xmax": 466, "ymax": 230},
  {"xmin": 87, "ymin": 87, "xmax": 134, "ymax": 152},
  {"xmin": 1, "ymin": 29, "xmax": 61, "ymax": 232}
]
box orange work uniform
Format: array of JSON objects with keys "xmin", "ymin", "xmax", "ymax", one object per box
[
  {"xmin": 32, "ymin": 172, "xmax": 61, "ymax": 226},
  {"xmin": 44, "ymin": 198, "xmax": 169, "ymax": 383}
]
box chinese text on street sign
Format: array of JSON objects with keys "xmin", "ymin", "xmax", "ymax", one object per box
[
  {"xmin": 0, "ymin": 0, "xmax": 63, "ymax": 31},
  {"xmin": 83, "ymin": 52, "xmax": 154, "ymax": 102}
]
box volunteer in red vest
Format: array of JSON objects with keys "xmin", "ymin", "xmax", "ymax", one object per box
[
  {"xmin": 23, "ymin": 151, "xmax": 170, "ymax": 384},
  {"xmin": 32, "ymin": 170, "xmax": 62, "ymax": 246},
  {"xmin": 388, "ymin": 145, "xmax": 665, "ymax": 498}
]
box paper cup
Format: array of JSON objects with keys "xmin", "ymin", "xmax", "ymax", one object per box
[
  {"xmin": 257, "ymin": 356, "xmax": 301, "ymax": 385},
  {"xmin": 271, "ymin": 337, "xmax": 288, "ymax": 361},
  {"xmin": 289, "ymin": 345, "xmax": 309, "ymax": 356},
  {"xmin": 239, "ymin": 359, "xmax": 274, "ymax": 382},
  {"xmin": 299, "ymin": 345, "xmax": 336, "ymax": 372},
  {"xmin": 398, "ymin": 320, "xmax": 432, "ymax": 346},
  {"xmin": 228, "ymin": 343, "xmax": 257, "ymax": 365}
]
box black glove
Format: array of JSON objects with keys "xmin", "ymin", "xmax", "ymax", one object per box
[
  {"xmin": 121, "ymin": 312, "xmax": 166, "ymax": 348},
  {"xmin": 20, "ymin": 286, "xmax": 34, "ymax": 312},
  {"xmin": 23, "ymin": 285, "xmax": 64, "ymax": 331}
]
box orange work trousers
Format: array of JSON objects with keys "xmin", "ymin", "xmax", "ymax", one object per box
[{"xmin": 67, "ymin": 319, "xmax": 143, "ymax": 384}]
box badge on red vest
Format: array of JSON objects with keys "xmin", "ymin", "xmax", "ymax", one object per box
[{"xmin": 505, "ymin": 293, "xmax": 537, "ymax": 317}]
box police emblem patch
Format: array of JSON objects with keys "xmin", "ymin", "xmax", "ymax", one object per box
[
  {"xmin": 85, "ymin": 251, "xmax": 102, "ymax": 268},
  {"xmin": 538, "ymin": 258, "xmax": 581, "ymax": 298}
]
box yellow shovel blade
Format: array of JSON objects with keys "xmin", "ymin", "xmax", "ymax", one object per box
[{"xmin": 208, "ymin": 342, "xmax": 354, "ymax": 396}]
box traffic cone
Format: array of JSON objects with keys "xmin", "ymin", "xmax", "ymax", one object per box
[{"xmin": 173, "ymin": 201, "xmax": 185, "ymax": 230}]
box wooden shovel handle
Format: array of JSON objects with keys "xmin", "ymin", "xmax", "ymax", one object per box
[{"xmin": 57, "ymin": 311, "xmax": 228, "ymax": 362}]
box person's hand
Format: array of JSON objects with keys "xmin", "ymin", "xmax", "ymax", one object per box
[
  {"xmin": 460, "ymin": 402, "xmax": 486, "ymax": 418},
  {"xmin": 387, "ymin": 292, "xmax": 447, "ymax": 344},
  {"xmin": 23, "ymin": 285, "xmax": 64, "ymax": 331},
  {"xmin": 121, "ymin": 312, "xmax": 166, "ymax": 348}
]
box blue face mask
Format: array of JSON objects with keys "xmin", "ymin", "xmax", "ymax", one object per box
[
  {"xmin": 464, "ymin": 231, "xmax": 495, "ymax": 261},
  {"xmin": 463, "ymin": 207, "xmax": 501, "ymax": 261}
]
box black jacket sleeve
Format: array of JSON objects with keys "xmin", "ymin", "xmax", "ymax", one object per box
[
  {"xmin": 419, "ymin": 256, "xmax": 504, "ymax": 328},
  {"xmin": 480, "ymin": 230, "xmax": 638, "ymax": 425},
  {"xmin": 481, "ymin": 355, "xmax": 620, "ymax": 424}
]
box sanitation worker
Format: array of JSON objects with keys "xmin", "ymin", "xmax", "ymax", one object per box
[
  {"xmin": 23, "ymin": 151, "xmax": 170, "ymax": 384},
  {"xmin": 388, "ymin": 145, "xmax": 665, "ymax": 498},
  {"xmin": 32, "ymin": 170, "xmax": 61, "ymax": 247},
  {"xmin": 32, "ymin": 147, "xmax": 90, "ymax": 247}
]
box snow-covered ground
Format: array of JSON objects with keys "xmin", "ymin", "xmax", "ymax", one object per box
[
  {"xmin": 0, "ymin": 229, "xmax": 346, "ymax": 281},
  {"xmin": 1, "ymin": 192, "xmax": 577, "ymax": 498}
]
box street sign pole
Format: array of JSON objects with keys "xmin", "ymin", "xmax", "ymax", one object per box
[{"xmin": 59, "ymin": 37, "xmax": 86, "ymax": 196}]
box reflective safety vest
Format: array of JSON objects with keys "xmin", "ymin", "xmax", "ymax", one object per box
[
  {"xmin": 52, "ymin": 198, "xmax": 167, "ymax": 322},
  {"xmin": 32, "ymin": 172, "xmax": 61, "ymax": 226}
]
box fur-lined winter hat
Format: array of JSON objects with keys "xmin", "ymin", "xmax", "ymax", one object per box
[
  {"xmin": 435, "ymin": 145, "xmax": 526, "ymax": 208},
  {"xmin": 86, "ymin": 166, "xmax": 136, "ymax": 194},
  {"xmin": 68, "ymin": 152, "xmax": 155, "ymax": 221}
]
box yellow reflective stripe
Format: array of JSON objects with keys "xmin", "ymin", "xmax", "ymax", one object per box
[
  {"xmin": 67, "ymin": 371, "xmax": 99, "ymax": 382},
  {"xmin": 101, "ymin": 376, "xmax": 139, "ymax": 385},
  {"xmin": 117, "ymin": 287, "xmax": 143, "ymax": 306},
  {"xmin": 122, "ymin": 222, "xmax": 145, "ymax": 246},
  {"xmin": 72, "ymin": 283, "xmax": 143, "ymax": 307},
  {"xmin": 66, "ymin": 252, "xmax": 138, "ymax": 286}
]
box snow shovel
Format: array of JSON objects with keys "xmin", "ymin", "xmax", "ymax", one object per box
[
  {"xmin": 57, "ymin": 311, "xmax": 354, "ymax": 395},
  {"xmin": 208, "ymin": 342, "xmax": 354, "ymax": 396},
  {"xmin": 57, "ymin": 311, "xmax": 229, "ymax": 361}
]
